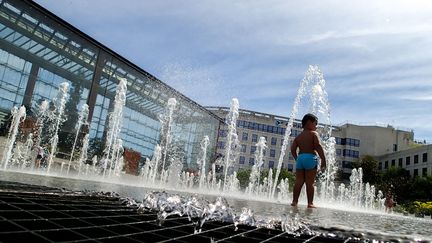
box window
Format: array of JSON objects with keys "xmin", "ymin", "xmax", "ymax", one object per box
[
  {"xmin": 250, "ymin": 146, "xmax": 256, "ymax": 154},
  {"xmin": 341, "ymin": 138, "xmax": 359, "ymax": 147},
  {"xmin": 239, "ymin": 156, "xmax": 245, "ymax": 164},
  {"xmin": 393, "ymin": 144, "xmax": 397, "ymax": 152},
  {"xmin": 414, "ymin": 155, "xmax": 419, "ymax": 164},
  {"xmin": 257, "ymin": 124, "xmax": 262, "ymax": 131},
  {"xmin": 288, "ymin": 163, "xmax": 293, "ymax": 171},
  {"xmin": 422, "ymin": 168, "xmax": 428, "ymax": 177},
  {"xmin": 354, "ymin": 139, "xmax": 360, "ymax": 147},
  {"xmin": 217, "ymin": 141, "xmax": 225, "ymax": 149},
  {"xmin": 385, "ymin": 161, "xmax": 388, "ymax": 169},
  {"xmin": 341, "ymin": 138, "xmax": 346, "ymax": 145},
  {"xmin": 353, "ymin": 151, "xmax": 359, "ymax": 158},
  {"xmin": 241, "ymin": 144, "xmax": 247, "ymax": 153},
  {"xmin": 379, "ymin": 162, "xmax": 382, "ymax": 170},
  {"xmin": 242, "ymin": 132, "xmax": 248, "ymax": 141},
  {"xmin": 342, "ymin": 161, "xmax": 352, "ymax": 169},
  {"xmin": 271, "ymin": 137, "xmax": 277, "ymax": 145},
  {"xmin": 423, "ymin": 153, "xmax": 428, "ymax": 162},
  {"xmin": 336, "ymin": 149, "xmax": 341, "ymax": 156},
  {"xmin": 270, "ymin": 149, "xmax": 276, "ymax": 158},
  {"xmin": 267, "ymin": 126, "xmax": 274, "ymax": 133},
  {"xmin": 269, "ymin": 161, "xmax": 274, "ymax": 169},
  {"xmin": 249, "ymin": 157, "xmax": 255, "ymax": 165},
  {"xmin": 414, "ymin": 169, "xmax": 418, "ymax": 177},
  {"xmin": 281, "ymin": 139, "xmax": 284, "ymax": 146},
  {"xmin": 406, "ymin": 156, "xmax": 411, "ymax": 165},
  {"xmin": 253, "ymin": 123, "xmax": 258, "ymax": 130},
  {"xmin": 343, "ymin": 149, "xmax": 359, "ymax": 158},
  {"xmin": 238, "ymin": 120, "xmax": 245, "ymax": 128},
  {"xmin": 252, "ymin": 134, "xmax": 258, "ymax": 142},
  {"xmin": 391, "ymin": 159, "xmax": 395, "ymax": 167},
  {"xmin": 398, "ymin": 158, "xmax": 403, "ymax": 167},
  {"xmin": 247, "ymin": 122, "xmax": 253, "ymax": 129},
  {"xmin": 218, "ymin": 130, "xmax": 227, "ymax": 137}
]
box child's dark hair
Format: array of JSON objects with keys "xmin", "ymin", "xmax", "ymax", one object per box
[{"xmin": 301, "ymin": 113, "xmax": 318, "ymax": 128}]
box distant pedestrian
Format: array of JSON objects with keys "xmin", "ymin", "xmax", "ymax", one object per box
[
  {"xmin": 34, "ymin": 145, "xmax": 44, "ymax": 168},
  {"xmin": 384, "ymin": 191, "xmax": 395, "ymax": 213}
]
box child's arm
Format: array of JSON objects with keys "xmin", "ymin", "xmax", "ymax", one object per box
[
  {"xmin": 312, "ymin": 132, "xmax": 327, "ymax": 170},
  {"xmin": 290, "ymin": 138, "xmax": 298, "ymax": 160}
]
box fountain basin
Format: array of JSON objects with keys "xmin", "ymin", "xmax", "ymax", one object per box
[{"xmin": 0, "ymin": 170, "xmax": 430, "ymax": 242}]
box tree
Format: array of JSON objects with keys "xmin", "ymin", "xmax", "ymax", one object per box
[
  {"xmin": 408, "ymin": 176, "xmax": 432, "ymax": 201},
  {"xmin": 261, "ymin": 168, "xmax": 295, "ymax": 188},
  {"xmin": 236, "ymin": 168, "xmax": 295, "ymax": 190},
  {"xmin": 236, "ymin": 168, "xmax": 251, "ymax": 189},
  {"xmin": 379, "ymin": 167, "xmax": 411, "ymax": 203},
  {"xmin": 352, "ymin": 155, "xmax": 380, "ymax": 184}
]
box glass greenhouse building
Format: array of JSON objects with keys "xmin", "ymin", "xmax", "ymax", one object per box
[{"xmin": 0, "ymin": 0, "xmax": 221, "ymax": 172}]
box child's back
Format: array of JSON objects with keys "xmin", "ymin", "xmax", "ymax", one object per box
[{"xmin": 294, "ymin": 130, "xmax": 319, "ymax": 154}]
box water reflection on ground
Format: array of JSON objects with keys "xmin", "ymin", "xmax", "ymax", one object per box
[
  {"xmin": 1, "ymin": 170, "xmax": 431, "ymax": 241},
  {"xmin": 228, "ymin": 198, "xmax": 432, "ymax": 241}
]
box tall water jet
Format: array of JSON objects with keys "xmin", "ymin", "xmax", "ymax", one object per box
[
  {"xmin": 67, "ymin": 103, "xmax": 89, "ymax": 174},
  {"xmin": 307, "ymin": 66, "xmax": 337, "ymax": 201},
  {"xmin": 198, "ymin": 136, "xmax": 210, "ymax": 189},
  {"xmin": 47, "ymin": 82, "xmax": 69, "ymax": 173},
  {"xmin": 271, "ymin": 68, "xmax": 310, "ymax": 197},
  {"xmin": 149, "ymin": 144, "xmax": 162, "ymax": 184},
  {"xmin": 271, "ymin": 65, "xmax": 336, "ymax": 199},
  {"xmin": 159, "ymin": 98, "xmax": 177, "ymax": 174},
  {"xmin": 103, "ymin": 78, "xmax": 127, "ymax": 176},
  {"xmin": 34, "ymin": 100, "xmax": 49, "ymax": 148},
  {"xmin": 77, "ymin": 133, "xmax": 90, "ymax": 175},
  {"xmin": 246, "ymin": 136, "xmax": 267, "ymax": 195},
  {"xmin": 112, "ymin": 138, "xmax": 124, "ymax": 176},
  {"xmin": 1, "ymin": 106, "xmax": 26, "ymax": 169},
  {"xmin": 223, "ymin": 98, "xmax": 240, "ymax": 192},
  {"xmin": 20, "ymin": 133, "xmax": 34, "ymax": 169}
]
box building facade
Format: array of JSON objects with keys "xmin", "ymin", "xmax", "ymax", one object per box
[
  {"xmin": 208, "ymin": 107, "xmax": 414, "ymax": 178},
  {"xmin": 377, "ymin": 144, "xmax": 432, "ymax": 177},
  {"xmin": 207, "ymin": 107, "xmax": 302, "ymax": 173},
  {"xmin": 0, "ymin": 0, "xmax": 221, "ymax": 171},
  {"xmin": 334, "ymin": 123, "xmax": 414, "ymax": 177}
]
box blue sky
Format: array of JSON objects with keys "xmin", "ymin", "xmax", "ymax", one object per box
[{"xmin": 35, "ymin": 0, "xmax": 432, "ymax": 142}]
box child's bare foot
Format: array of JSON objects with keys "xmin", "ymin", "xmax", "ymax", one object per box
[
  {"xmin": 307, "ymin": 204, "xmax": 316, "ymax": 208},
  {"xmin": 291, "ymin": 202, "xmax": 298, "ymax": 207}
]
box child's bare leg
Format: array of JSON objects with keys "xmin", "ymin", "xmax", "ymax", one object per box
[
  {"xmin": 291, "ymin": 170, "xmax": 305, "ymax": 206},
  {"xmin": 305, "ymin": 169, "xmax": 317, "ymax": 208}
]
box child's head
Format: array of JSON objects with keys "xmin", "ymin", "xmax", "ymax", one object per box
[{"xmin": 301, "ymin": 113, "xmax": 318, "ymax": 130}]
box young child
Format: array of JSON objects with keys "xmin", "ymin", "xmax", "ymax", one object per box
[
  {"xmin": 34, "ymin": 145, "xmax": 44, "ymax": 169},
  {"xmin": 290, "ymin": 113, "xmax": 326, "ymax": 208},
  {"xmin": 384, "ymin": 191, "xmax": 395, "ymax": 213}
]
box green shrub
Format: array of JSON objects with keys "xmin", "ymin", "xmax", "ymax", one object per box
[{"xmin": 405, "ymin": 201, "xmax": 432, "ymax": 215}]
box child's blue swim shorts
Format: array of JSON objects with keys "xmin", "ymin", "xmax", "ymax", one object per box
[{"xmin": 296, "ymin": 153, "xmax": 318, "ymax": 170}]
